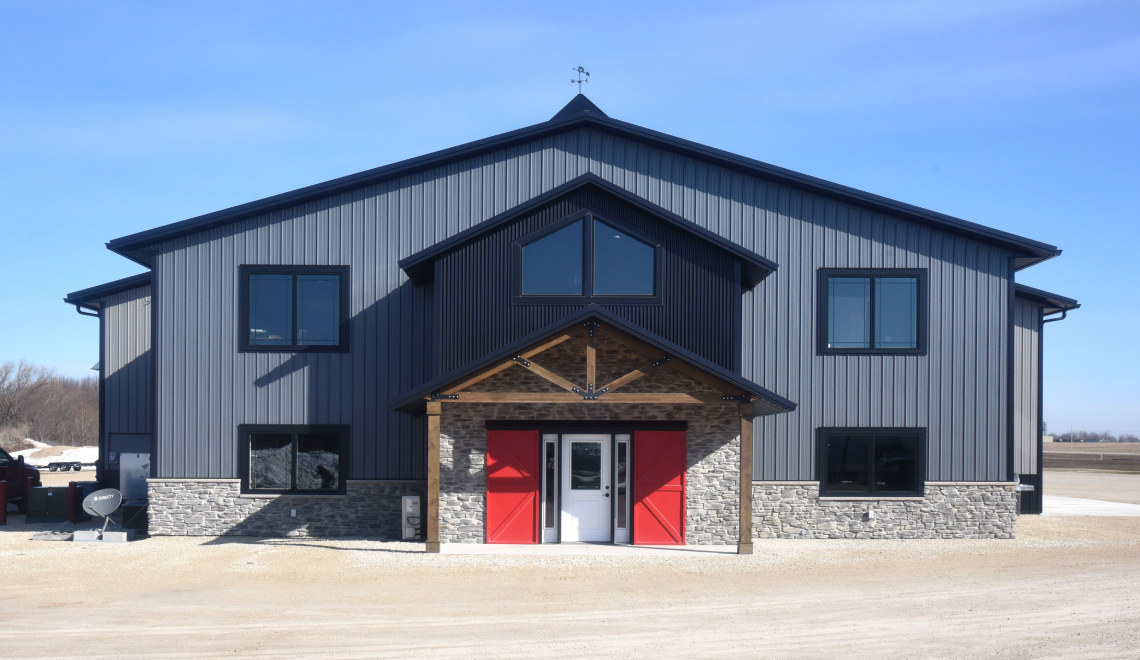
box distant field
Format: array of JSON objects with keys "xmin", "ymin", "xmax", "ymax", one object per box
[
  {"xmin": 1045, "ymin": 443, "xmax": 1140, "ymax": 454},
  {"xmin": 1045, "ymin": 444, "xmax": 1140, "ymax": 472}
]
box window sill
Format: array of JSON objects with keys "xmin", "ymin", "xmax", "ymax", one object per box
[{"xmin": 818, "ymin": 495, "xmax": 925, "ymax": 502}]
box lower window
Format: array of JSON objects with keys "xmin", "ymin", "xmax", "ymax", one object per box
[
  {"xmin": 816, "ymin": 428, "xmax": 924, "ymax": 497},
  {"xmin": 240, "ymin": 425, "xmax": 348, "ymax": 494}
]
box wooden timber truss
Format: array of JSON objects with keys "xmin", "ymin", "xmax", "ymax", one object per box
[{"xmin": 425, "ymin": 321, "xmax": 754, "ymax": 406}]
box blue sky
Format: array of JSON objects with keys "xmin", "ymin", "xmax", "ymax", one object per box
[{"xmin": 1, "ymin": 0, "xmax": 1136, "ymax": 433}]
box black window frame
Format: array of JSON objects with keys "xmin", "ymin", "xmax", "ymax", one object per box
[
  {"xmin": 511, "ymin": 210, "xmax": 664, "ymax": 305},
  {"xmin": 239, "ymin": 265, "xmax": 351, "ymax": 353},
  {"xmin": 238, "ymin": 424, "xmax": 350, "ymax": 495},
  {"xmin": 816, "ymin": 268, "xmax": 928, "ymax": 356},
  {"xmin": 816, "ymin": 427, "xmax": 926, "ymax": 497}
]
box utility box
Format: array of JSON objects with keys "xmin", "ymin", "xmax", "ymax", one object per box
[
  {"xmin": 119, "ymin": 453, "xmax": 150, "ymax": 502},
  {"xmin": 27, "ymin": 487, "xmax": 70, "ymax": 522},
  {"xmin": 401, "ymin": 495, "xmax": 421, "ymax": 540}
]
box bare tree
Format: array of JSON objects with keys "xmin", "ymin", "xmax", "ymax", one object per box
[
  {"xmin": 0, "ymin": 361, "xmax": 52, "ymax": 427},
  {"xmin": 0, "ymin": 361, "xmax": 98, "ymax": 446}
]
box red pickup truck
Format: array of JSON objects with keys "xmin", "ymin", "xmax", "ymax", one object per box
[{"xmin": 1, "ymin": 447, "xmax": 42, "ymax": 502}]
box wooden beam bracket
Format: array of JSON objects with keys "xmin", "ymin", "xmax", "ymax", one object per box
[
  {"xmin": 430, "ymin": 393, "xmax": 459, "ymax": 401},
  {"xmin": 651, "ymin": 356, "xmax": 671, "ymax": 368}
]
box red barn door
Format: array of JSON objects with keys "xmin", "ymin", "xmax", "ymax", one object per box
[
  {"xmin": 486, "ymin": 429, "xmax": 541, "ymax": 544},
  {"xmin": 633, "ymin": 430, "xmax": 687, "ymax": 545}
]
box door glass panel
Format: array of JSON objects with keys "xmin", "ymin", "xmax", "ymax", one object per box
[
  {"xmin": 249, "ymin": 274, "xmax": 293, "ymax": 346},
  {"xmin": 875, "ymin": 277, "xmax": 918, "ymax": 349},
  {"xmin": 825, "ymin": 435, "xmax": 871, "ymax": 493},
  {"xmin": 296, "ymin": 432, "xmax": 340, "ymax": 490},
  {"xmin": 873, "ymin": 435, "xmax": 919, "ymax": 492},
  {"xmin": 828, "ymin": 277, "xmax": 870, "ymax": 349},
  {"xmin": 521, "ymin": 220, "xmax": 583, "ymax": 295},
  {"xmin": 616, "ymin": 440, "xmax": 628, "ymax": 529},
  {"xmin": 593, "ymin": 221, "xmax": 655, "ymax": 295},
  {"xmin": 570, "ymin": 442, "xmax": 602, "ymax": 490},
  {"xmin": 544, "ymin": 439, "xmax": 557, "ymax": 528},
  {"xmin": 297, "ymin": 274, "xmax": 340, "ymax": 346},
  {"xmin": 249, "ymin": 432, "xmax": 292, "ymax": 489}
]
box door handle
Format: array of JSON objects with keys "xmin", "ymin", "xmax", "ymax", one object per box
[{"xmin": 604, "ymin": 493, "xmax": 609, "ymax": 497}]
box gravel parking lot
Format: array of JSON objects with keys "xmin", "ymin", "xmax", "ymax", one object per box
[{"xmin": 2, "ymin": 513, "xmax": 1138, "ymax": 659}]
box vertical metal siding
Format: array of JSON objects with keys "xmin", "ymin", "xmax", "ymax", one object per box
[
  {"xmin": 153, "ymin": 126, "xmax": 1013, "ymax": 482},
  {"xmin": 1013, "ymin": 297, "xmax": 1042, "ymax": 474},
  {"xmin": 103, "ymin": 285, "xmax": 152, "ymax": 436},
  {"xmin": 435, "ymin": 186, "xmax": 740, "ymax": 374}
]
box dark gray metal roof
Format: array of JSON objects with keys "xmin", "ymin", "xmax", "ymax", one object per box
[
  {"xmin": 105, "ymin": 95, "xmax": 1062, "ymax": 269},
  {"xmin": 63, "ymin": 272, "xmax": 152, "ymax": 307},
  {"xmin": 399, "ymin": 173, "xmax": 779, "ymax": 287},
  {"xmin": 1014, "ymin": 283, "xmax": 1080, "ymax": 315},
  {"xmin": 389, "ymin": 304, "xmax": 797, "ymax": 417}
]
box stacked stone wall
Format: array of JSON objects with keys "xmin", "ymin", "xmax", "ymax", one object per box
[
  {"xmin": 147, "ymin": 479, "xmax": 425, "ymax": 537},
  {"xmin": 752, "ymin": 481, "xmax": 1017, "ymax": 539}
]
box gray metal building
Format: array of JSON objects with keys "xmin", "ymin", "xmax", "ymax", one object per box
[{"xmin": 66, "ymin": 95, "xmax": 1077, "ymax": 546}]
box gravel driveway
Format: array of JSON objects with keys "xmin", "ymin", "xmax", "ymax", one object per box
[{"xmin": 2, "ymin": 514, "xmax": 1138, "ymax": 659}]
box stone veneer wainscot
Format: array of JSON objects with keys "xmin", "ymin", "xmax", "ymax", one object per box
[
  {"xmin": 147, "ymin": 479, "xmax": 425, "ymax": 537},
  {"xmin": 751, "ymin": 481, "xmax": 1018, "ymax": 540}
]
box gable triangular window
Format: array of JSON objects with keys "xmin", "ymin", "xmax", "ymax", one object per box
[{"xmin": 514, "ymin": 211, "xmax": 661, "ymax": 304}]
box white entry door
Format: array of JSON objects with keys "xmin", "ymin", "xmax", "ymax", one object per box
[{"xmin": 561, "ymin": 434, "xmax": 611, "ymax": 542}]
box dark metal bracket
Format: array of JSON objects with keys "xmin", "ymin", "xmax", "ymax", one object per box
[
  {"xmin": 430, "ymin": 393, "xmax": 459, "ymax": 401},
  {"xmin": 512, "ymin": 355, "xmax": 531, "ymax": 368},
  {"xmin": 721, "ymin": 394, "xmax": 753, "ymax": 403},
  {"xmin": 583, "ymin": 321, "xmax": 600, "ymax": 337},
  {"xmin": 572, "ymin": 383, "xmax": 609, "ymax": 401},
  {"xmin": 651, "ymin": 356, "xmax": 671, "ymax": 368}
]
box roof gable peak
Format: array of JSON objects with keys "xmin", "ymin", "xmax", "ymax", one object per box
[{"xmin": 551, "ymin": 94, "xmax": 607, "ymax": 121}]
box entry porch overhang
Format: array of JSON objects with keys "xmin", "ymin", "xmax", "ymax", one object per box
[
  {"xmin": 389, "ymin": 305, "xmax": 796, "ymax": 418},
  {"xmin": 391, "ymin": 307, "xmax": 795, "ymax": 556}
]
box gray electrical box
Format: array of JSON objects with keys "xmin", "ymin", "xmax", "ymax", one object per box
[
  {"xmin": 401, "ymin": 495, "xmax": 421, "ymax": 540},
  {"xmin": 119, "ymin": 453, "xmax": 150, "ymax": 502}
]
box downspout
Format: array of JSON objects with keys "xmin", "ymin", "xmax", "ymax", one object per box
[{"xmin": 75, "ymin": 304, "xmax": 99, "ymax": 318}]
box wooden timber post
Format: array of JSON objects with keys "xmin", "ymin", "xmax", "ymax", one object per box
[
  {"xmin": 426, "ymin": 400, "xmax": 442, "ymax": 553},
  {"xmin": 738, "ymin": 403, "xmax": 754, "ymax": 555}
]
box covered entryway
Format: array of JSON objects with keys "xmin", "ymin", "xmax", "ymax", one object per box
[{"xmin": 392, "ymin": 308, "xmax": 796, "ymax": 554}]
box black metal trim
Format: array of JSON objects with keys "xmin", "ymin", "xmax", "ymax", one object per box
[
  {"xmin": 816, "ymin": 268, "xmax": 929, "ymax": 356},
  {"xmin": 815, "ymin": 427, "xmax": 927, "ymax": 498},
  {"xmin": 106, "ymin": 104, "xmax": 1060, "ymax": 269},
  {"xmin": 1035, "ymin": 305, "xmax": 1046, "ymax": 514},
  {"xmin": 1006, "ymin": 259, "xmax": 1017, "ymax": 483},
  {"xmin": 238, "ymin": 424, "xmax": 350, "ymax": 495},
  {"xmin": 486, "ymin": 420, "xmax": 688, "ymax": 431},
  {"xmin": 1014, "ymin": 283, "xmax": 1080, "ymax": 316},
  {"xmin": 238, "ymin": 265, "xmax": 351, "ymax": 353},
  {"xmin": 511, "ymin": 209, "xmax": 665, "ymax": 306},
  {"xmin": 64, "ymin": 272, "xmax": 151, "ymax": 306}
]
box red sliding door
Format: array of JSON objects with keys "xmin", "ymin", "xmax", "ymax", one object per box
[
  {"xmin": 632, "ymin": 430, "xmax": 687, "ymax": 545},
  {"xmin": 486, "ymin": 429, "xmax": 541, "ymax": 544}
]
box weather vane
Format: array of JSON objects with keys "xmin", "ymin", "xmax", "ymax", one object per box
[{"xmin": 571, "ymin": 66, "xmax": 590, "ymax": 94}]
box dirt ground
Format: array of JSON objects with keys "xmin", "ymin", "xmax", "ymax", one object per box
[
  {"xmin": 0, "ymin": 514, "xmax": 1137, "ymax": 660},
  {"xmin": 1046, "ymin": 470, "xmax": 1140, "ymax": 504}
]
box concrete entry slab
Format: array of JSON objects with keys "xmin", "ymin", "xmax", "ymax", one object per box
[
  {"xmin": 1044, "ymin": 495, "xmax": 1140, "ymax": 517},
  {"xmin": 440, "ymin": 543, "xmax": 737, "ymax": 556}
]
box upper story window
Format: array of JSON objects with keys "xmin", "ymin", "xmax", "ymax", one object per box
[
  {"xmin": 239, "ymin": 265, "xmax": 350, "ymax": 352},
  {"xmin": 817, "ymin": 428, "xmax": 925, "ymax": 497},
  {"xmin": 817, "ymin": 269, "xmax": 927, "ymax": 355},
  {"xmin": 514, "ymin": 210, "xmax": 662, "ymax": 304}
]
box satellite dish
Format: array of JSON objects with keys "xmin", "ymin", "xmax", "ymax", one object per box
[
  {"xmin": 82, "ymin": 489, "xmax": 123, "ymax": 539},
  {"xmin": 83, "ymin": 489, "xmax": 123, "ymax": 518}
]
